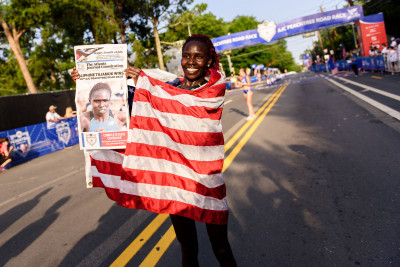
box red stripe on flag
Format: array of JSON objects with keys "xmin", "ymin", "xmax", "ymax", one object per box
[
  {"xmin": 122, "ymin": 169, "xmax": 226, "ymax": 199},
  {"xmin": 119, "ymin": 194, "xmax": 228, "ymax": 225},
  {"xmin": 92, "ymin": 176, "xmax": 120, "ymax": 202},
  {"xmin": 91, "ymin": 157, "xmax": 123, "ymax": 177},
  {"xmin": 126, "ymin": 143, "xmax": 223, "ymax": 175},
  {"xmin": 134, "ymin": 89, "xmax": 223, "ymax": 120},
  {"xmin": 131, "ymin": 116, "xmax": 224, "ymax": 146}
]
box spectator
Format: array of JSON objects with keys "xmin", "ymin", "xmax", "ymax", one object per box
[
  {"xmin": 64, "ymin": 106, "xmax": 77, "ymax": 118},
  {"xmin": 350, "ymin": 51, "xmax": 359, "ymax": 77},
  {"xmin": 368, "ymin": 46, "xmax": 376, "ymax": 57},
  {"xmin": 390, "ymin": 37, "xmax": 397, "ymax": 48},
  {"xmin": 46, "ymin": 105, "xmax": 62, "ymax": 129},
  {"xmin": 388, "ymin": 46, "xmax": 398, "ymax": 74},
  {"xmin": 0, "ymin": 137, "xmax": 13, "ymax": 171}
]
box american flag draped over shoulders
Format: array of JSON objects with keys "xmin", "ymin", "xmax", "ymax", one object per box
[{"xmin": 86, "ymin": 69, "xmax": 228, "ymax": 225}]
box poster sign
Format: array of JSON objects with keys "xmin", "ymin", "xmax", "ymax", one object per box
[
  {"xmin": 358, "ymin": 13, "xmax": 387, "ymax": 57},
  {"xmin": 212, "ymin": 6, "xmax": 363, "ymax": 53},
  {"xmin": 74, "ymin": 44, "xmax": 129, "ymax": 149}
]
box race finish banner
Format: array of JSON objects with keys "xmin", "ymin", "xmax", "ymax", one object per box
[
  {"xmin": 74, "ymin": 44, "xmax": 129, "ymax": 149},
  {"xmin": 212, "ymin": 5, "xmax": 363, "ymax": 53}
]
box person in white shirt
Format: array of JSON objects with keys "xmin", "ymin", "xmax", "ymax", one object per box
[
  {"xmin": 388, "ymin": 46, "xmax": 398, "ymax": 74},
  {"xmin": 368, "ymin": 46, "xmax": 376, "ymax": 57},
  {"xmin": 381, "ymin": 43, "xmax": 389, "ymax": 71},
  {"xmin": 390, "ymin": 37, "xmax": 397, "ymax": 47},
  {"xmin": 46, "ymin": 105, "xmax": 62, "ymax": 129}
]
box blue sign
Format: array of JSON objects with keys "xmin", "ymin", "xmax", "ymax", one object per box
[
  {"xmin": 362, "ymin": 56, "xmax": 385, "ymax": 71},
  {"xmin": 212, "ymin": 6, "xmax": 363, "ymax": 53},
  {"xmin": 0, "ymin": 117, "xmax": 79, "ymax": 167}
]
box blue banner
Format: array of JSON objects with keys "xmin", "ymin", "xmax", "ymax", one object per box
[
  {"xmin": 0, "ymin": 117, "xmax": 79, "ymax": 167},
  {"xmin": 308, "ymin": 56, "xmax": 384, "ymax": 72},
  {"xmin": 362, "ymin": 56, "xmax": 385, "ymax": 71},
  {"xmin": 212, "ymin": 6, "xmax": 363, "ymax": 53}
]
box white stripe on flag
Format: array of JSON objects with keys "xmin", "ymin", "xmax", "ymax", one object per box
[
  {"xmin": 139, "ymin": 76, "xmax": 225, "ymax": 108},
  {"xmin": 123, "ymin": 155, "xmax": 224, "ymax": 188},
  {"xmin": 120, "ymin": 181, "xmax": 228, "ymax": 211},
  {"xmin": 91, "ymin": 167, "xmax": 121, "ymax": 189},
  {"xmin": 89, "ymin": 149, "xmax": 124, "ymax": 164},
  {"xmin": 134, "ymin": 102, "xmax": 222, "ymax": 133},
  {"xmin": 129, "ymin": 128, "xmax": 224, "ymax": 161}
]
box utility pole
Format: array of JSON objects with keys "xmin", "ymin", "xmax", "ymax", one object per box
[{"xmin": 320, "ymin": 6, "xmax": 335, "ymax": 57}]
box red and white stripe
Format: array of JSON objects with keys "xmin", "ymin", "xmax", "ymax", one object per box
[{"xmin": 87, "ymin": 69, "xmax": 228, "ymax": 225}]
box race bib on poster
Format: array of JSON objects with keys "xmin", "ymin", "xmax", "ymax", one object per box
[{"xmin": 74, "ymin": 44, "xmax": 129, "ymax": 149}]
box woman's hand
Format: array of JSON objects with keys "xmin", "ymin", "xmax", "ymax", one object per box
[
  {"xmin": 125, "ymin": 66, "xmax": 141, "ymax": 85},
  {"xmin": 71, "ymin": 67, "xmax": 80, "ymax": 83}
]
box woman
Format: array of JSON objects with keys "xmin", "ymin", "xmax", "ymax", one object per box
[
  {"xmin": 238, "ymin": 68, "xmax": 255, "ymax": 120},
  {"xmin": 72, "ymin": 34, "xmax": 237, "ymax": 266}
]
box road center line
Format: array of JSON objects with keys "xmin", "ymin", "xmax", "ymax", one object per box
[{"xmin": 111, "ymin": 84, "xmax": 288, "ymax": 266}]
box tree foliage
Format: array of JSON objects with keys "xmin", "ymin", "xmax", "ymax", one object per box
[{"xmin": 0, "ymin": 0, "xmax": 301, "ymax": 96}]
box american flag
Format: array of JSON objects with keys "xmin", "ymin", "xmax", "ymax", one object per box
[{"xmin": 86, "ymin": 69, "xmax": 228, "ymax": 225}]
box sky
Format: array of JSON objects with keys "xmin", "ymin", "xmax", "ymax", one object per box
[{"xmin": 190, "ymin": 0, "xmax": 349, "ymax": 64}]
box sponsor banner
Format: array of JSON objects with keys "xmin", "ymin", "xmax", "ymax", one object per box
[
  {"xmin": 74, "ymin": 44, "xmax": 129, "ymax": 149},
  {"xmin": 309, "ymin": 56, "xmax": 384, "ymax": 72},
  {"xmin": 0, "ymin": 117, "xmax": 79, "ymax": 167},
  {"xmin": 212, "ymin": 6, "xmax": 363, "ymax": 53},
  {"xmin": 358, "ymin": 13, "xmax": 387, "ymax": 57},
  {"xmin": 362, "ymin": 55, "xmax": 385, "ymax": 71}
]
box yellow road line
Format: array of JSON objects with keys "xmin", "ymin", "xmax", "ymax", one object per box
[
  {"xmin": 139, "ymin": 226, "xmax": 176, "ymax": 267},
  {"xmin": 223, "ymin": 84, "xmax": 287, "ymax": 172},
  {"xmin": 371, "ymin": 76, "xmax": 382, "ymax": 79},
  {"xmin": 110, "ymin": 83, "xmax": 289, "ymax": 266},
  {"xmin": 224, "ymin": 85, "xmax": 285, "ymax": 153},
  {"xmin": 110, "ymin": 213, "xmax": 169, "ymax": 267}
]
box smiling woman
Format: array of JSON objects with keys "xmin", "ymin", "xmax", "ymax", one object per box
[{"xmin": 125, "ymin": 34, "xmax": 237, "ymax": 267}]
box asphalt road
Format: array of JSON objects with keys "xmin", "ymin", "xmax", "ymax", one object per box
[{"xmin": 1, "ymin": 71, "xmax": 399, "ymax": 266}]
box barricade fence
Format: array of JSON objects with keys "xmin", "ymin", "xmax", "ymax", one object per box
[
  {"xmin": 0, "ymin": 117, "xmax": 79, "ymax": 167},
  {"xmin": 309, "ymin": 55, "xmax": 399, "ymax": 73}
]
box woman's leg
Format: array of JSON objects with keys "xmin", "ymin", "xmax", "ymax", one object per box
[
  {"xmin": 0, "ymin": 158, "xmax": 11, "ymax": 168},
  {"xmin": 246, "ymin": 91, "xmax": 255, "ymax": 117},
  {"xmin": 206, "ymin": 223, "xmax": 237, "ymax": 267},
  {"xmin": 170, "ymin": 215, "xmax": 199, "ymax": 267}
]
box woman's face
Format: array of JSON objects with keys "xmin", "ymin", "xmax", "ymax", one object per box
[
  {"xmin": 181, "ymin": 40, "xmax": 212, "ymax": 82},
  {"xmin": 90, "ymin": 89, "xmax": 111, "ymax": 116}
]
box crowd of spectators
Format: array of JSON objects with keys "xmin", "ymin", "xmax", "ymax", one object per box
[{"xmin": 368, "ymin": 37, "xmax": 399, "ymax": 74}]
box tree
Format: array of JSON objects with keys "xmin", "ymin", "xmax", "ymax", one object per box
[
  {"xmin": 0, "ymin": 0, "xmax": 49, "ymax": 94},
  {"xmin": 133, "ymin": 0, "xmax": 193, "ymax": 70},
  {"xmin": 164, "ymin": 3, "xmax": 227, "ymax": 42}
]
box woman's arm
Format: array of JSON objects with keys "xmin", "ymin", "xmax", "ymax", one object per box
[
  {"xmin": 71, "ymin": 67, "xmax": 80, "ymax": 83},
  {"xmin": 125, "ymin": 66, "xmax": 141, "ymax": 85}
]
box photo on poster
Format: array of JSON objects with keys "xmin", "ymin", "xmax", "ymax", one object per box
[{"xmin": 74, "ymin": 44, "xmax": 129, "ymax": 149}]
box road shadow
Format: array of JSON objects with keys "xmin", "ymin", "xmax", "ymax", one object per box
[
  {"xmin": 0, "ymin": 196, "xmax": 70, "ymax": 266},
  {"xmin": 229, "ymin": 108, "xmax": 248, "ymax": 117},
  {"xmin": 59, "ymin": 204, "xmax": 158, "ymax": 267},
  {"xmin": 0, "ymin": 188, "xmax": 52, "ymax": 234}
]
